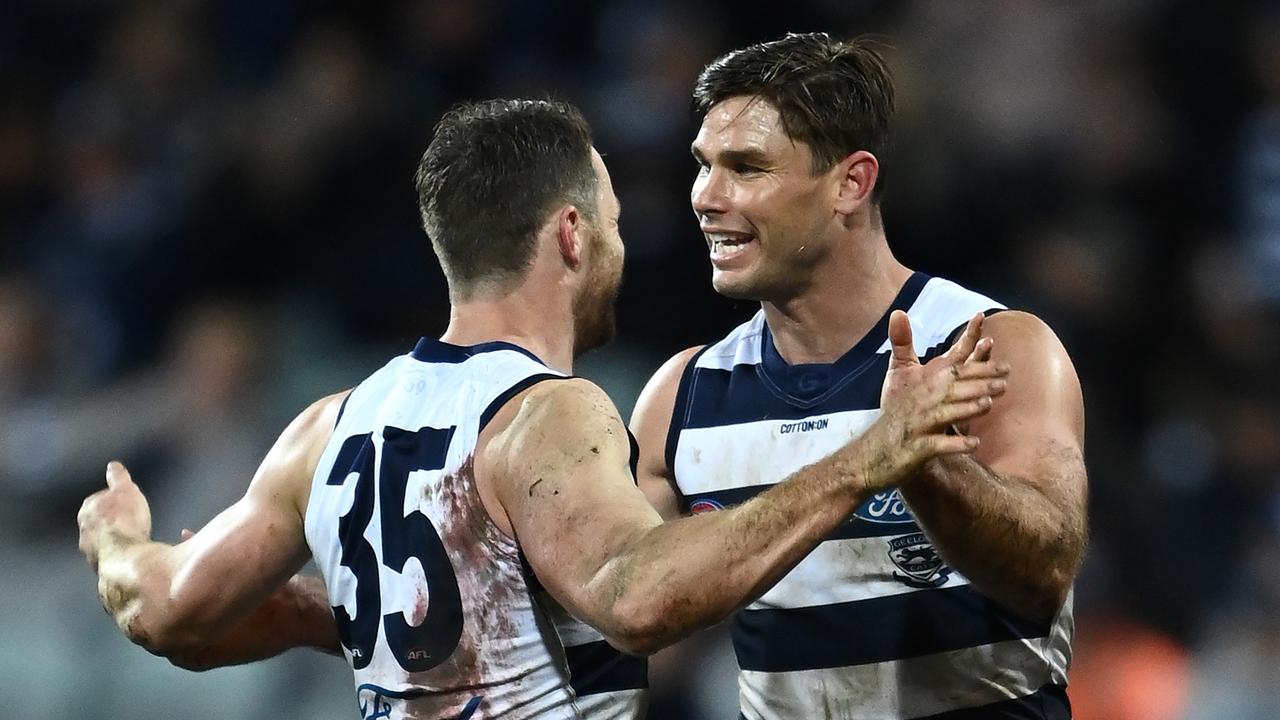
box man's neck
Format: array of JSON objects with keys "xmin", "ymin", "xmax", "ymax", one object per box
[
  {"xmin": 761, "ymin": 240, "xmax": 913, "ymax": 366},
  {"xmin": 440, "ymin": 294, "xmax": 576, "ymax": 374}
]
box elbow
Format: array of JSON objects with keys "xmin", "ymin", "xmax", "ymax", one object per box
[
  {"xmin": 1018, "ymin": 527, "xmax": 1086, "ymax": 620},
  {"xmin": 602, "ymin": 597, "xmax": 674, "ymax": 657},
  {"xmin": 604, "ymin": 630, "xmax": 665, "ymax": 658},
  {"xmin": 1029, "ymin": 566, "xmax": 1070, "ymax": 617},
  {"xmin": 1033, "ymin": 530, "xmax": 1086, "ymax": 618},
  {"xmin": 1012, "ymin": 566, "xmax": 1075, "ymax": 622},
  {"xmin": 1039, "ymin": 566, "xmax": 1075, "ymax": 616}
]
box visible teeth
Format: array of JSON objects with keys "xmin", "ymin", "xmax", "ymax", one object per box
[{"xmin": 708, "ymin": 233, "xmax": 751, "ymax": 247}]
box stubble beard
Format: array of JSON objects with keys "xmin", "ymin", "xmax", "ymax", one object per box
[{"xmin": 572, "ymin": 276, "xmax": 619, "ymax": 358}]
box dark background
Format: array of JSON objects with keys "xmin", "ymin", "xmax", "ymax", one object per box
[{"xmin": 2, "ymin": 1, "xmax": 1278, "ymax": 718}]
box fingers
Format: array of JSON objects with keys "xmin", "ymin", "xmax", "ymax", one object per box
[
  {"xmin": 887, "ymin": 310, "xmax": 919, "ymax": 369},
  {"xmin": 911, "ymin": 433, "xmax": 980, "ymax": 460},
  {"xmin": 953, "ymin": 359, "xmax": 1010, "ymax": 380},
  {"xmin": 946, "ymin": 377, "xmax": 1008, "ymax": 402},
  {"xmin": 105, "ymin": 461, "xmax": 132, "ymax": 489},
  {"xmin": 969, "ymin": 336, "xmax": 994, "ymax": 364},
  {"xmin": 930, "ymin": 396, "xmax": 995, "ymax": 428},
  {"xmin": 942, "ymin": 313, "xmax": 984, "ymax": 364}
]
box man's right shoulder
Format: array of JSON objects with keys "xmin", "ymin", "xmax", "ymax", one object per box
[
  {"xmin": 478, "ymin": 377, "xmax": 633, "ymax": 507},
  {"xmin": 510, "ymin": 376, "xmax": 614, "ymax": 418},
  {"xmin": 481, "ymin": 377, "xmax": 623, "ymax": 453}
]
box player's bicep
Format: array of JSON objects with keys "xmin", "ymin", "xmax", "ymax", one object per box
[
  {"xmin": 486, "ymin": 380, "xmax": 662, "ymax": 623},
  {"xmin": 630, "ymin": 346, "xmax": 704, "ymax": 520},
  {"xmin": 968, "ymin": 313, "xmax": 1086, "ymax": 501},
  {"xmin": 172, "ymin": 494, "xmax": 311, "ymax": 627},
  {"xmin": 172, "ymin": 392, "xmax": 343, "ymax": 632}
]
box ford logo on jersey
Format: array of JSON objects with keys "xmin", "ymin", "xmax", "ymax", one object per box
[{"xmin": 853, "ymin": 489, "xmax": 914, "ymax": 523}]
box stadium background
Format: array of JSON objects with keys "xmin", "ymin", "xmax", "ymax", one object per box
[{"xmin": 2, "ymin": 1, "xmax": 1278, "ymax": 718}]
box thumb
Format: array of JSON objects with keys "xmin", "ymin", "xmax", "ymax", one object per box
[
  {"xmin": 180, "ymin": 529, "xmax": 195, "ymax": 542},
  {"xmin": 105, "ymin": 461, "xmax": 133, "ymax": 489},
  {"xmin": 888, "ymin": 310, "xmax": 919, "ymax": 369}
]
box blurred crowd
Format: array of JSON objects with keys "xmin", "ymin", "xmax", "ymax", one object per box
[{"xmin": 2, "ymin": 1, "xmax": 1279, "ymax": 718}]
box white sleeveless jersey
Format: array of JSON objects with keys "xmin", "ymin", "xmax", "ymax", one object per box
[
  {"xmin": 305, "ymin": 338, "xmax": 646, "ymax": 720},
  {"xmin": 667, "ymin": 275, "xmax": 1074, "ymax": 720}
]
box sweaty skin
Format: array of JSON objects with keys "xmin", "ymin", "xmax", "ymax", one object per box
[
  {"xmin": 669, "ymin": 92, "xmax": 1088, "ymax": 622},
  {"xmin": 635, "ymin": 314, "xmax": 1085, "ymax": 623},
  {"xmin": 901, "ymin": 310, "xmax": 1087, "ymax": 620},
  {"xmin": 78, "ymin": 314, "xmax": 1008, "ymax": 661}
]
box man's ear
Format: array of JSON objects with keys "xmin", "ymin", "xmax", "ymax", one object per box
[
  {"xmin": 557, "ymin": 204, "xmax": 585, "ymax": 269},
  {"xmin": 833, "ymin": 150, "xmax": 879, "ymax": 216}
]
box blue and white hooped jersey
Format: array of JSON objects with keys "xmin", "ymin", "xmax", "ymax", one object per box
[
  {"xmin": 667, "ymin": 274, "xmax": 1073, "ymax": 720},
  {"xmin": 305, "ymin": 338, "xmax": 646, "ymax": 720}
]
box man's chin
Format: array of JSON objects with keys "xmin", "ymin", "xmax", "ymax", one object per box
[{"xmin": 711, "ymin": 273, "xmax": 762, "ymax": 301}]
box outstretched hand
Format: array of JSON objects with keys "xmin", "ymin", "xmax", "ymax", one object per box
[
  {"xmin": 851, "ymin": 311, "xmax": 1009, "ymax": 494},
  {"xmin": 77, "ymin": 461, "xmax": 153, "ymax": 571}
]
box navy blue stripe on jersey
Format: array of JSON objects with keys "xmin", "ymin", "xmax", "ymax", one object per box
[
  {"xmin": 682, "ymin": 483, "xmax": 767, "ymax": 512},
  {"xmin": 665, "ymin": 345, "xmax": 712, "ymax": 477},
  {"xmin": 757, "ymin": 272, "xmax": 929, "ymax": 405},
  {"xmin": 825, "ymin": 515, "xmax": 922, "ymax": 541},
  {"xmin": 564, "ymin": 640, "xmax": 649, "ymax": 696},
  {"xmin": 477, "ymin": 374, "xmax": 568, "ymax": 433},
  {"xmin": 334, "ymin": 389, "xmax": 353, "ymax": 427},
  {"xmin": 679, "ymin": 307, "xmax": 1006, "ymax": 432},
  {"xmin": 411, "ymin": 337, "xmax": 546, "ymax": 366},
  {"xmin": 685, "ymin": 483, "xmax": 921, "ymax": 540},
  {"xmin": 325, "ymin": 433, "xmax": 373, "ymax": 485},
  {"xmin": 918, "ymin": 683, "xmax": 1070, "ymax": 719},
  {"xmin": 682, "ymin": 353, "xmax": 888, "ymax": 430},
  {"xmin": 626, "ymin": 429, "xmax": 640, "ymax": 482},
  {"xmin": 919, "ymin": 307, "xmax": 1009, "ymax": 363},
  {"xmin": 731, "ymin": 585, "xmax": 1053, "ymax": 673}
]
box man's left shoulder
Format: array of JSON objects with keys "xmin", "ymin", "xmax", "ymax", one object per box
[{"xmin": 982, "ymin": 311, "xmax": 1067, "ymax": 353}]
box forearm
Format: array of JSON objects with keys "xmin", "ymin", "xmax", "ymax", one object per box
[
  {"xmin": 902, "ymin": 452, "xmax": 1086, "ymax": 620},
  {"xmin": 96, "ymin": 536, "xmax": 195, "ymax": 653},
  {"xmin": 592, "ymin": 456, "xmax": 868, "ymax": 654},
  {"xmin": 95, "ymin": 528, "xmax": 306, "ymax": 656},
  {"xmin": 168, "ymin": 575, "xmax": 341, "ymax": 671}
]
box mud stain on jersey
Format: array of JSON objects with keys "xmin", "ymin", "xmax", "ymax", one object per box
[{"xmin": 430, "ymin": 454, "xmax": 529, "ymax": 693}]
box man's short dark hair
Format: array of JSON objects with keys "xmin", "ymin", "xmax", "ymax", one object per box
[
  {"xmin": 693, "ymin": 33, "xmax": 895, "ymax": 200},
  {"xmin": 414, "ymin": 99, "xmax": 598, "ymax": 297}
]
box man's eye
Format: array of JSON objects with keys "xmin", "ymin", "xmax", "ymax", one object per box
[{"xmin": 736, "ymin": 164, "xmax": 762, "ymax": 174}]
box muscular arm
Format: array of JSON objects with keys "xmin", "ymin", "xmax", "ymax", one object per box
[
  {"xmin": 482, "ymin": 320, "xmax": 1004, "ymax": 656},
  {"xmin": 78, "ymin": 393, "xmax": 345, "ymax": 656},
  {"xmin": 165, "ymin": 575, "xmax": 340, "ymax": 671},
  {"xmin": 900, "ymin": 311, "xmax": 1088, "ymax": 621}
]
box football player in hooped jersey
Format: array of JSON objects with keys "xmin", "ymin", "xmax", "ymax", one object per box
[
  {"xmin": 630, "ymin": 34, "xmax": 1088, "ymax": 719},
  {"xmin": 77, "ymin": 99, "xmax": 1011, "ymax": 719}
]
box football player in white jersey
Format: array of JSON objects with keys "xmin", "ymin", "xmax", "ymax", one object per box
[
  {"xmin": 77, "ymin": 98, "xmax": 1010, "ymax": 719},
  {"xmin": 627, "ymin": 34, "xmax": 1089, "ymax": 719}
]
